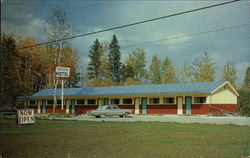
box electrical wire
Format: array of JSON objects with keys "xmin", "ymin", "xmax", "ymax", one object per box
[
  {"xmin": 121, "ymin": 23, "xmax": 250, "ymax": 48},
  {"xmin": 15, "ymin": 0, "xmax": 240, "ymax": 50}
]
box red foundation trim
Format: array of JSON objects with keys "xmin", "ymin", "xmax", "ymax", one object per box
[
  {"xmin": 209, "ymin": 104, "xmax": 237, "ymax": 114},
  {"xmin": 147, "ymin": 105, "xmax": 177, "ymax": 114},
  {"xmin": 45, "ymin": 106, "xmax": 66, "ymax": 114},
  {"xmin": 191, "ymin": 104, "xmax": 210, "ymax": 114},
  {"xmin": 118, "ymin": 105, "xmax": 135, "ymax": 114},
  {"xmin": 75, "ymin": 105, "xmax": 98, "ymax": 114},
  {"xmin": 183, "ymin": 104, "xmax": 186, "ymax": 114}
]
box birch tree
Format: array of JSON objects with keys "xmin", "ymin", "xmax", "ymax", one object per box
[
  {"xmin": 161, "ymin": 57, "xmax": 176, "ymax": 83},
  {"xmin": 149, "ymin": 55, "xmax": 161, "ymax": 84},
  {"xmin": 44, "ymin": 8, "xmax": 73, "ymax": 113},
  {"xmin": 222, "ymin": 60, "xmax": 237, "ymax": 87},
  {"xmin": 192, "ymin": 52, "xmax": 215, "ymax": 82},
  {"xmin": 125, "ymin": 48, "xmax": 147, "ymax": 81}
]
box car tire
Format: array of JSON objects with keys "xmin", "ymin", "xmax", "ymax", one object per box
[
  {"xmin": 124, "ymin": 112, "xmax": 129, "ymax": 118},
  {"xmin": 100, "ymin": 114, "xmax": 106, "ymax": 118}
]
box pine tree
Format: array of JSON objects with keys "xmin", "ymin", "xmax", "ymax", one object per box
[
  {"xmin": 149, "ymin": 55, "xmax": 161, "ymax": 84},
  {"xmin": 192, "ymin": 52, "xmax": 215, "ymax": 82},
  {"xmin": 244, "ymin": 67, "xmax": 250, "ymax": 88},
  {"xmin": 108, "ymin": 35, "xmax": 122, "ymax": 84},
  {"xmin": 222, "ymin": 60, "xmax": 237, "ymax": 87},
  {"xmin": 0, "ymin": 34, "xmax": 18, "ymax": 107},
  {"xmin": 88, "ymin": 39, "xmax": 102, "ymax": 79},
  {"xmin": 161, "ymin": 57, "xmax": 176, "ymax": 83}
]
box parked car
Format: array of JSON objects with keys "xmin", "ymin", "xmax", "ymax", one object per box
[
  {"xmin": 87, "ymin": 105, "xmax": 132, "ymax": 118},
  {"xmin": 0, "ymin": 106, "xmax": 17, "ymax": 115}
]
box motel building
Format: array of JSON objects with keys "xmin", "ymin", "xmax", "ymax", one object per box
[{"xmin": 17, "ymin": 81, "xmax": 239, "ymax": 115}]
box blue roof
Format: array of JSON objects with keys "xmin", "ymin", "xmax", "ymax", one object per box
[{"xmin": 26, "ymin": 81, "xmax": 225, "ymax": 98}]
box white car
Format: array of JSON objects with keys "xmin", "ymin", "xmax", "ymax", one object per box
[{"xmin": 87, "ymin": 105, "xmax": 132, "ymax": 118}]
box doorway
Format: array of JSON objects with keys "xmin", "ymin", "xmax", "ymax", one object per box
[
  {"xmin": 141, "ymin": 97, "xmax": 147, "ymax": 115},
  {"xmin": 186, "ymin": 96, "xmax": 192, "ymax": 114},
  {"xmin": 177, "ymin": 97, "xmax": 183, "ymax": 115}
]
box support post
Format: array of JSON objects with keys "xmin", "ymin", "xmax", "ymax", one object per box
[{"xmin": 61, "ymin": 80, "xmax": 65, "ymax": 110}]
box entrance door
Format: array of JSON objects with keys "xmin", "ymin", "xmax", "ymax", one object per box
[
  {"xmin": 71, "ymin": 99, "xmax": 75, "ymax": 113},
  {"xmin": 42, "ymin": 100, "xmax": 46, "ymax": 113},
  {"xmin": 103, "ymin": 98, "xmax": 109, "ymax": 105},
  {"xmin": 186, "ymin": 96, "xmax": 191, "ymax": 115},
  {"xmin": 134, "ymin": 98, "xmax": 140, "ymax": 115},
  {"xmin": 177, "ymin": 97, "xmax": 183, "ymax": 115},
  {"xmin": 141, "ymin": 97, "xmax": 147, "ymax": 115}
]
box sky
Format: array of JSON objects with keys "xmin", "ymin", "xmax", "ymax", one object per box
[{"xmin": 1, "ymin": 0, "xmax": 250, "ymax": 84}]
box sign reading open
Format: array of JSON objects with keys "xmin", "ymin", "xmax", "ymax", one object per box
[{"xmin": 17, "ymin": 109, "xmax": 35, "ymax": 125}]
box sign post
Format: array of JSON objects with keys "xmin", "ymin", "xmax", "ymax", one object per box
[{"xmin": 55, "ymin": 66, "xmax": 70, "ymax": 110}]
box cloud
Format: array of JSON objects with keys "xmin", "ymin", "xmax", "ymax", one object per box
[{"xmin": 1, "ymin": 18, "xmax": 46, "ymax": 40}]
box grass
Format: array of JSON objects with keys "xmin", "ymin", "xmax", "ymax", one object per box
[{"xmin": 0, "ymin": 119, "xmax": 250, "ymax": 158}]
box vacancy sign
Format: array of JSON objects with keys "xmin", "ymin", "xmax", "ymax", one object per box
[
  {"xmin": 17, "ymin": 109, "xmax": 35, "ymax": 125},
  {"xmin": 56, "ymin": 67, "xmax": 70, "ymax": 78}
]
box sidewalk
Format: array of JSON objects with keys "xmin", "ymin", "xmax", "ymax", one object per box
[{"xmin": 41, "ymin": 114, "xmax": 250, "ymax": 126}]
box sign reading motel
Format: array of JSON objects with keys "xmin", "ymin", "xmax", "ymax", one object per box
[
  {"xmin": 55, "ymin": 67, "xmax": 70, "ymax": 78},
  {"xmin": 17, "ymin": 109, "xmax": 35, "ymax": 125}
]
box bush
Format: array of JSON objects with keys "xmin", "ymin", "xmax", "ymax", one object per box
[{"xmin": 237, "ymin": 88, "xmax": 250, "ymax": 116}]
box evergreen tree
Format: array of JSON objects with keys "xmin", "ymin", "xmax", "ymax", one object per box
[
  {"xmin": 161, "ymin": 57, "xmax": 176, "ymax": 83},
  {"xmin": 149, "ymin": 55, "xmax": 161, "ymax": 84},
  {"xmin": 87, "ymin": 39, "xmax": 102, "ymax": 79},
  {"xmin": 192, "ymin": 52, "xmax": 215, "ymax": 82},
  {"xmin": 244, "ymin": 67, "xmax": 250, "ymax": 88},
  {"xmin": 222, "ymin": 60, "xmax": 237, "ymax": 87},
  {"xmin": 108, "ymin": 35, "xmax": 122, "ymax": 84},
  {"xmin": 0, "ymin": 34, "xmax": 18, "ymax": 107}
]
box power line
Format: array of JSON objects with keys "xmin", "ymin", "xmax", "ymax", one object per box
[
  {"xmin": 16, "ymin": 0, "xmax": 240, "ymax": 50},
  {"xmin": 122, "ymin": 23, "xmax": 250, "ymax": 49}
]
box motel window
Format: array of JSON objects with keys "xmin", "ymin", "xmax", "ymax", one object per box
[
  {"xmin": 123, "ymin": 98, "xmax": 133, "ymax": 104},
  {"xmin": 47, "ymin": 100, "xmax": 53, "ymax": 104},
  {"xmin": 111, "ymin": 99, "xmax": 120, "ymax": 105},
  {"xmin": 163, "ymin": 97, "xmax": 175, "ymax": 104},
  {"xmin": 29, "ymin": 100, "xmax": 36, "ymax": 105},
  {"xmin": 149, "ymin": 98, "xmax": 160, "ymax": 104},
  {"xmin": 77, "ymin": 99, "xmax": 85, "ymax": 105},
  {"xmin": 57, "ymin": 100, "xmax": 61, "ymax": 104},
  {"xmin": 87, "ymin": 99, "xmax": 96, "ymax": 105},
  {"xmin": 194, "ymin": 97, "xmax": 206, "ymax": 104}
]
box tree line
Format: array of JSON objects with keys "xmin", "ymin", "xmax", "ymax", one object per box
[{"xmin": 86, "ymin": 34, "xmax": 242, "ymax": 87}]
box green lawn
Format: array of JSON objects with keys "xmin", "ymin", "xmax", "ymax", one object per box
[{"xmin": 0, "ymin": 119, "xmax": 250, "ymax": 158}]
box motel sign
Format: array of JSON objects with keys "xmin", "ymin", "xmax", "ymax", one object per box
[
  {"xmin": 17, "ymin": 109, "xmax": 35, "ymax": 125},
  {"xmin": 55, "ymin": 67, "xmax": 70, "ymax": 78}
]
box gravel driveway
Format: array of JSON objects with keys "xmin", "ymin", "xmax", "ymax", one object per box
[{"xmin": 48, "ymin": 114, "xmax": 250, "ymax": 126}]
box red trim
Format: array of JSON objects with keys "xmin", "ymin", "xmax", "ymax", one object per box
[
  {"xmin": 45, "ymin": 106, "xmax": 66, "ymax": 114},
  {"xmin": 183, "ymin": 104, "xmax": 186, "ymax": 114},
  {"xmin": 117, "ymin": 105, "xmax": 135, "ymax": 114},
  {"xmin": 75, "ymin": 105, "xmax": 98, "ymax": 114},
  {"xmin": 147, "ymin": 104, "xmax": 177, "ymax": 114},
  {"xmin": 209, "ymin": 104, "xmax": 237, "ymax": 114},
  {"xmin": 192, "ymin": 104, "xmax": 237, "ymax": 114},
  {"xmin": 191, "ymin": 104, "xmax": 210, "ymax": 114}
]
